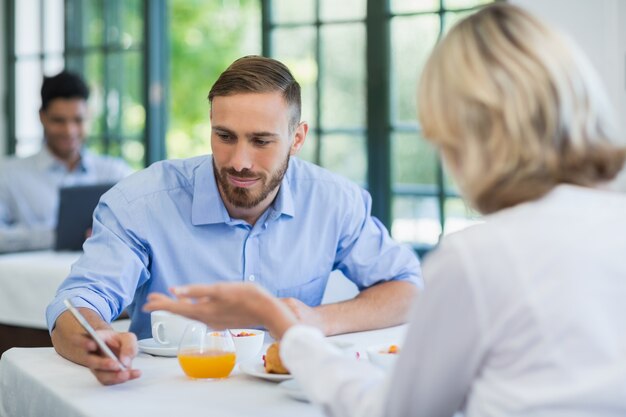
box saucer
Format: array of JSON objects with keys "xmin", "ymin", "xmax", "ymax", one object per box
[
  {"xmin": 239, "ymin": 362, "xmax": 292, "ymax": 382},
  {"xmin": 137, "ymin": 338, "xmax": 178, "ymax": 357},
  {"xmin": 279, "ymin": 379, "xmax": 309, "ymax": 402}
]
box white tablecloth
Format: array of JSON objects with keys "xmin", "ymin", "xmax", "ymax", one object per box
[
  {"xmin": 0, "ymin": 251, "xmax": 80, "ymax": 328},
  {"xmin": 0, "ymin": 326, "xmax": 406, "ymax": 417}
]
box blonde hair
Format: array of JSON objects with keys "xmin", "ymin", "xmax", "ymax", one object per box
[{"xmin": 418, "ymin": 3, "xmax": 626, "ymax": 214}]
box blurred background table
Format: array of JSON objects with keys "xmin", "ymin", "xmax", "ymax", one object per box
[
  {"xmin": 0, "ymin": 326, "xmax": 406, "ymax": 417},
  {"xmin": 0, "ymin": 250, "xmax": 80, "ymax": 354}
]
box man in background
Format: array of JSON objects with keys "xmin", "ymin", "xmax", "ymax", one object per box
[{"xmin": 0, "ymin": 71, "xmax": 132, "ymax": 253}]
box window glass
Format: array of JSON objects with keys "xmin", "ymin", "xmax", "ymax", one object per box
[
  {"xmin": 122, "ymin": 138, "xmax": 145, "ymax": 168},
  {"xmin": 105, "ymin": 53, "xmax": 122, "ymax": 143},
  {"xmin": 120, "ymin": 52, "xmax": 145, "ymax": 153},
  {"xmin": 82, "ymin": 0, "xmax": 104, "ymax": 47},
  {"xmin": 271, "ymin": 27, "xmax": 317, "ymax": 127},
  {"xmin": 15, "ymin": 60, "xmax": 44, "ymax": 155},
  {"xmin": 43, "ymin": 56, "xmax": 65, "ymax": 74},
  {"xmin": 15, "ymin": 0, "xmax": 41, "ymax": 55},
  {"xmin": 121, "ymin": 0, "xmax": 143, "ymax": 48},
  {"xmin": 320, "ymin": 0, "xmax": 366, "ymax": 21},
  {"xmin": 390, "ymin": 15, "xmax": 439, "ymax": 126},
  {"xmin": 167, "ymin": 0, "xmax": 261, "ymax": 159},
  {"xmin": 320, "ymin": 24, "xmax": 366, "ymax": 129},
  {"xmin": 391, "ymin": 0, "xmax": 439, "ymax": 14},
  {"xmin": 272, "ymin": 0, "xmax": 316, "ymax": 24},
  {"xmin": 44, "ymin": 0, "xmax": 65, "ymax": 53},
  {"xmin": 443, "ymin": 197, "xmax": 482, "ymax": 235},
  {"xmin": 444, "ymin": 0, "xmax": 493, "ymax": 9},
  {"xmin": 298, "ymin": 132, "xmax": 318, "ymax": 164},
  {"xmin": 388, "ymin": 2, "xmax": 492, "ymax": 247},
  {"xmin": 83, "ymin": 53, "xmax": 105, "ymax": 138},
  {"xmin": 444, "ymin": 10, "xmax": 475, "ymax": 31},
  {"xmin": 391, "ymin": 132, "xmax": 438, "ymax": 185},
  {"xmin": 392, "ymin": 196, "xmax": 441, "ymax": 246},
  {"xmin": 320, "ymin": 134, "xmax": 367, "ymax": 185}
]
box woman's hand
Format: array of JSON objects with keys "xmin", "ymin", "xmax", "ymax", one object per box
[{"xmin": 143, "ymin": 282, "xmax": 299, "ymax": 339}]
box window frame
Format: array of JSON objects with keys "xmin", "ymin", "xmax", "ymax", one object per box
[
  {"xmin": 262, "ymin": 0, "xmax": 493, "ymax": 255},
  {"xmin": 5, "ymin": 0, "xmax": 490, "ymax": 254},
  {"xmin": 5, "ymin": 0, "xmax": 167, "ymax": 167}
]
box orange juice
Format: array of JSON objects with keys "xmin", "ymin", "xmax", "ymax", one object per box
[{"xmin": 178, "ymin": 350, "xmax": 237, "ymax": 379}]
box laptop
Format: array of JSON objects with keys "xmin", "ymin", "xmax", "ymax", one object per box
[{"xmin": 55, "ymin": 183, "xmax": 115, "ymax": 251}]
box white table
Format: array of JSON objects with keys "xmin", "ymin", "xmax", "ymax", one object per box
[
  {"xmin": 0, "ymin": 326, "xmax": 406, "ymax": 417},
  {"xmin": 0, "ymin": 250, "xmax": 80, "ymax": 328}
]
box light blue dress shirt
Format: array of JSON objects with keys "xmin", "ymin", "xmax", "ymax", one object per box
[
  {"xmin": 47, "ymin": 156, "xmax": 422, "ymax": 339},
  {"xmin": 0, "ymin": 146, "xmax": 132, "ymax": 253}
]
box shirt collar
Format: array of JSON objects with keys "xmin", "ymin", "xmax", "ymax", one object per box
[
  {"xmin": 36, "ymin": 145, "xmax": 89, "ymax": 173},
  {"xmin": 191, "ymin": 157, "xmax": 295, "ymax": 226},
  {"xmin": 273, "ymin": 166, "xmax": 295, "ymax": 219}
]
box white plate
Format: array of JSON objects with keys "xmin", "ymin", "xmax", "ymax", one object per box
[
  {"xmin": 137, "ymin": 338, "xmax": 178, "ymax": 357},
  {"xmin": 239, "ymin": 362, "xmax": 292, "ymax": 382},
  {"xmin": 279, "ymin": 379, "xmax": 309, "ymax": 402},
  {"xmin": 328, "ymin": 339, "xmax": 354, "ymax": 350}
]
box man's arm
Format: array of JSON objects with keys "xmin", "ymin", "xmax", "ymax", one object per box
[
  {"xmin": 51, "ymin": 308, "xmax": 141, "ymax": 385},
  {"xmin": 46, "ymin": 186, "xmax": 149, "ymax": 385},
  {"xmin": 283, "ymin": 281, "xmax": 418, "ymax": 336},
  {"xmin": 294, "ymin": 186, "xmax": 422, "ymax": 336}
]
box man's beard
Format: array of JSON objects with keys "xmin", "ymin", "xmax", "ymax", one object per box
[{"xmin": 213, "ymin": 154, "xmax": 290, "ymax": 209}]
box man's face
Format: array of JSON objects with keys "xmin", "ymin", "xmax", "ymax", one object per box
[
  {"xmin": 39, "ymin": 98, "xmax": 88, "ymax": 161},
  {"xmin": 210, "ymin": 91, "xmax": 306, "ymax": 209}
]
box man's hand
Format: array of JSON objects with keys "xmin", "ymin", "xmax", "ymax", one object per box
[
  {"xmin": 83, "ymin": 330, "xmax": 140, "ymax": 385},
  {"xmin": 51, "ymin": 309, "xmax": 141, "ymax": 385},
  {"xmin": 280, "ymin": 298, "xmax": 327, "ymax": 334}
]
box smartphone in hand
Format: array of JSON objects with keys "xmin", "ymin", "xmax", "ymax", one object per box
[{"xmin": 63, "ymin": 298, "xmax": 128, "ymax": 371}]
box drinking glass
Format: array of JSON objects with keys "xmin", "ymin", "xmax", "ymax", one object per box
[{"xmin": 177, "ymin": 322, "xmax": 237, "ymax": 379}]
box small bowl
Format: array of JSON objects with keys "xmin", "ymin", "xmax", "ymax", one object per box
[
  {"xmin": 230, "ymin": 329, "xmax": 265, "ymax": 363},
  {"xmin": 366, "ymin": 343, "xmax": 401, "ymax": 370}
]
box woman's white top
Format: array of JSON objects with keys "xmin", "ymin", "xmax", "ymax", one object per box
[{"xmin": 281, "ymin": 184, "xmax": 626, "ymax": 417}]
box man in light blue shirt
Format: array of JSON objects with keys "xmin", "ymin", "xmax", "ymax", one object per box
[
  {"xmin": 47, "ymin": 56, "xmax": 421, "ymax": 385},
  {"xmin": 0, "ymin": 71, "xmax": 131, "ymax": 253}
]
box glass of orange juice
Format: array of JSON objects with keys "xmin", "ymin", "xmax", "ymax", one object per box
[{"xmin": 177, "ymin": 322, "xmax": 236, "ymax": 379}]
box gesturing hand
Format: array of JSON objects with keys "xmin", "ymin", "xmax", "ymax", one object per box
[{"xmin": 143, "ymin": 283, "xmax": 299, "ymax": 339}]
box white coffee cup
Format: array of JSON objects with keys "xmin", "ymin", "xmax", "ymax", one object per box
[{"xmin": 151, "ymin": 310, "xmax": 196, "ymax": 346}]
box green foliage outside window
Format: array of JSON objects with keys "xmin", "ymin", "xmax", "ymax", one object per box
[{"xmin": 167, "ymin": 0, "xmax": 261, "ymax": 159}]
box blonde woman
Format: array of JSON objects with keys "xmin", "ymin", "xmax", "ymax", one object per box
[{"xmin": 145, "ymin": 3, "xmax": 626, "ymax": 416}]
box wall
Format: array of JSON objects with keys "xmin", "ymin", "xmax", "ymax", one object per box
[
  {"xmin": 0, "ymin": 0, "xmax": 6, "ymax": 157},
  {"xmin": 511, "ymin": 0, "xmax": 626, "ymax": 138},
  {"xmin": 512, "ymin": 0, "xmax": 626, "ymax": 191}
]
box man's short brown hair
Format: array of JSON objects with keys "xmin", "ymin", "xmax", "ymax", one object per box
[{"xmin": 208, "ymin": 56, "xmax": 302, "ymax": 132}]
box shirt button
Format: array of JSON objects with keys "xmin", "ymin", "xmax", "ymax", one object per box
[{"xmin": 248, "ymin": 275, "xmax": 256, "ymax": 282}]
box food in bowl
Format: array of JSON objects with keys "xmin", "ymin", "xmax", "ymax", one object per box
[
  {"xmin": 229, "ymin": 329, "xmax": 265, "ymax": 363},
  {"xmin": 264, "ymin": 342, "xmax": 290, "ymax": 374},
  {"xmin": 234, "ymin": 331, "xmax": 255, "ymax": 337},
  {"xmin": 381, "ymin": 344, "xmax": 399, "ymax": 354},
  {"xmin": 367, "ymin": 343, "xmax": 401, "ymax": 370}
]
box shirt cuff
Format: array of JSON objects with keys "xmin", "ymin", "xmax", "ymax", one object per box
[{"xmin": 280, "ymin": 325, "xmax": 388, "ymax": 417}]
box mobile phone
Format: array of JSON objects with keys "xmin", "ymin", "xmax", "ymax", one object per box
[{"xmin": 63, "ymin": 298, "xmax": 128, "ymax": 371}]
